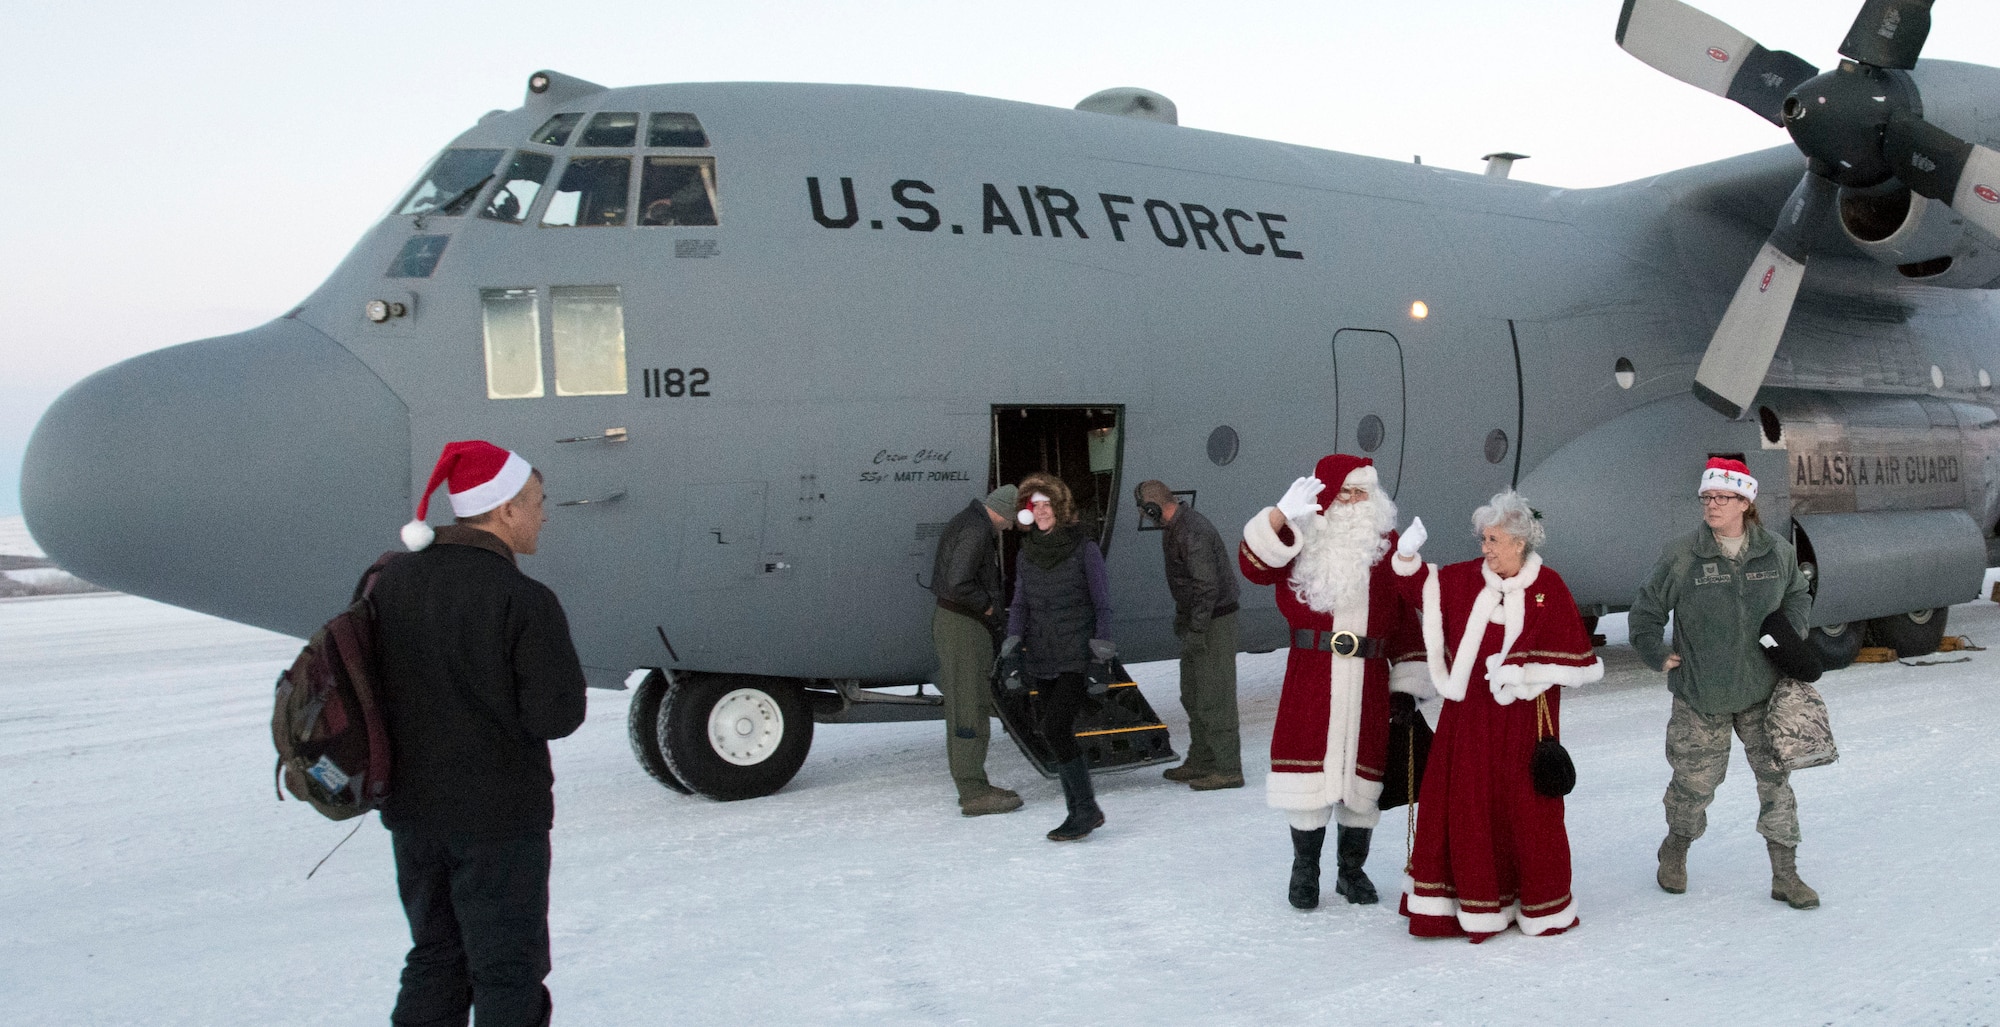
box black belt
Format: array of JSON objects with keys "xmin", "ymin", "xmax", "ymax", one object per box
[{"xmin": 1292, "ymin": 628, "xmax": 1384, "ymax": 658}]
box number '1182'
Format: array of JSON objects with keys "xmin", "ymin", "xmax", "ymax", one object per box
[{"xmin": 643, "ymin": 368, "xmax": 711, "ymax": 398}]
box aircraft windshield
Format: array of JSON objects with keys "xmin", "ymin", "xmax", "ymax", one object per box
[
  {"xmin": 647, "ymin": 113, "xmax": 708, "ymax": 147},
  {"xmin": 541, "ymin": 157, "xmax": 631, "ymax": 227},
  {"xmin": 639, "ymin": 158, "xmax": 719, "ymax": 226},
  {"xmin": 481, "ymin": 151, "xmax": 555, "ymax": 224},
  {"xmin": 580, "ymin": 112, "xmax": 639, "ymax": 147},
  {"xmin": 395, "ymin": 149, "xmax": 505, "ymax": 217},
  {"xmin": 529, "ymin": 113, "xmax": 582, "ymax": 146}
]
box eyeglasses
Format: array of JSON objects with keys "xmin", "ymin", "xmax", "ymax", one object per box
[
  {"xmin": 1698, "ymin": 494, "xmax": 1742, "ymax": 506},
  {"xmin": 1334, "ymin": 487, "xmax": 1368, "ymax": 501}
]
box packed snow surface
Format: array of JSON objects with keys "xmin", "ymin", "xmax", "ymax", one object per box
[
  {"xmin": 0, "ymin": 515, "xmax": 45, "ymax": 558},
  {"xmin": 3, "ymin": 585, "xmax": 1999, "ymax": 1026}
]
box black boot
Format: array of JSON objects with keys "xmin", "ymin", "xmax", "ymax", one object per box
[
  {"xmin": 1288, "ymin": 827, "xmax": 1325, "ymax": 909},
  {"xmin": 1046, "ymin": 757, "xmax": 1105, "ymax": 841},
  {"xmin": 1333, "ymin": 826, "xmax": 1379, "ymax": 904}
]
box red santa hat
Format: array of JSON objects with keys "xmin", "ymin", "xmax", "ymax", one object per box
[
  {"xmin": 401, "ymin": 440, "xmax": 534, "ymax": 551},
  {"xmin": 1699, "ymin": 457, "xmax": 1758, "ymax": 502},
  {"xmin": 1311, "ymin": 454, "xmax": 1379, "ymax": 513}
]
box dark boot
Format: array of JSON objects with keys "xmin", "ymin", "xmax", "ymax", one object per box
[
  {"xmin": 1288, "ymin": 827, "xmax": 1325, "ymax": 910},
  {"xmin": 1046, "ymin": 757, "xmax": 1105, "ymax": 841},
  {"xmin": 1333, "ymin": 825, "xmax": 1379, "ymax": 904}
]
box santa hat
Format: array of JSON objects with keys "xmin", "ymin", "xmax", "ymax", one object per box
[
  {"xmin": 401, "ymin": 441, "xmax": 534, "ymax": 551},
  {"xmin": 1016, "ymin": 490, "xmax": 1052, "ymax": 526},
  {"xmin": 1311, "ymin": 454, "xmax": 1379, "ymax": 513},
  {"xmin": 1699, "ymin": 457, "xmax": 1758, "ymax": 502}
]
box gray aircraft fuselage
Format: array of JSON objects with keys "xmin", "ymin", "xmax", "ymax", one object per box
[{"xmin": 24, "ymin": 67, "xmax": 2000, "ymax": 696}]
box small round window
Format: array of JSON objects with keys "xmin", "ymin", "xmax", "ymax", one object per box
[
  {"xmin": 1357, "ymin": 414, "xmax": 1385, "ymax": 453},
  {"xmin": 1206, "ymin": 425, "xmax": 1239, "ymax": 466},
  {"xmin": 1484, "ymin": 429, "xmax": 1509, "ymax": 465},
  {"xmin": 1614, "ymin": 357, "xmax": 1635, "ymax": 390}
]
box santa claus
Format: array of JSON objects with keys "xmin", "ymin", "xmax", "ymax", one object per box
[{"xmin": 1239, "ymin": 454, "xmax": 1429, "ymax": 910}]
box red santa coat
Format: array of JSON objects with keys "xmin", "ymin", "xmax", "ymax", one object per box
[
  {"xmin": 1389, "ymin": 552, "xmax": 1602, "ymax": 939},
  {"xmin": 1240, "ymin": 512, "xmax": 1429, "ymax": 818}
]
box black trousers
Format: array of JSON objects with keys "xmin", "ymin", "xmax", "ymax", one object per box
[
  {"xmin": 391, "ymin": 829, "xmax": 554, "ymax": 1027},
  {"xmin": 1034, "ymin": 671, "xmax": 1090, "ymax": 763}
]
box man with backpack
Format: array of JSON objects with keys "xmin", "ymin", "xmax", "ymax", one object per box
[{"xmin": 376, "ymin": 440, "xmax": 589, "ymax": 1027}]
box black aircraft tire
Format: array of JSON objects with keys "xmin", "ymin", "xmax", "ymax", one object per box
[
  {"xmin": 1866, "ymin": 607, "xmax": 1949, "ymax": 658},
  {"xmin": 1807, "ymin": 621, "xmax": 1865, "ymax": 671},
  {"xmin": 659, "ymin": 675, "xmax": 814, "ymax": 801},
  {"xmin": 626, "ymin": 671, "xmax": 693, "ymax": 795}
]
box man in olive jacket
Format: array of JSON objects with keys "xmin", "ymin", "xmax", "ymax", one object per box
[
  {"xmin": 1136, "ymin": 480, "xmax": 1243, "ymax": 790},
  {"xmin": 930, "ymin": 485, "xmax": 1022, "ymax": 816},
  {"xmin": 1628, "ymin": 457, "xmax": 1818, "ymax": 909},
  {"xmin": 378, "ymin": 441, "xmax": 590, "ymax": 1026}
]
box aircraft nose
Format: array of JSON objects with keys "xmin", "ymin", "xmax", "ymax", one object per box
[{"xmin": 21, "ymin": 318, "xmax": 409, "ymax": 637}]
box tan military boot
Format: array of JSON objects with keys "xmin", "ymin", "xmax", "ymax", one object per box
[
  {"xmin": 1767, "ymin": 840, "xmax": 1820, "ymax": 909},
  {"xmin": 1162, "ymin": 763, "xmax": 1207, "ymax": 782},
  {"xmin": 959, "ymin": 786, "xmax": 1023, "ymax": 817},
  {"xmin": 1657, "ymin": 833, "xmax": 1692, "ymax": 894},
  {"xmin": 1187, "ymin": 771, "xmax": 1246, "ymax": 791}
]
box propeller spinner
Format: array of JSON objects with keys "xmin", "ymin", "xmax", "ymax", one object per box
[{"xmin": 1619, "ymin": 0, "xmax": 2000, "ymax": 418}]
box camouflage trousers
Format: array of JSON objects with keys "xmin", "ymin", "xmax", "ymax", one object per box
[{"xmin": 1663, "ymin": 694, "xmax": 1800, "ymax": 847}]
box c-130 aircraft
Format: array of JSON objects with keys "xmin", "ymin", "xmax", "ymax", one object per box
[{"xmin": 21, "ymin": 0, "xmax": 2000, "ymax": 800}]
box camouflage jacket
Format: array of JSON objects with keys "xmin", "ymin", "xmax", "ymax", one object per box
[{"xmin": 1629, "ymin": 523, "xmax": 1812, "ymax": 715}]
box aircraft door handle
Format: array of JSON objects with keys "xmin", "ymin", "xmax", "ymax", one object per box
[
  {"xmin": 555, "ymin": 427, "xmax": 629, "ymax": 444},
  {"xmin": 555, "ymin": 489, "xmax": 627, "ymax": 507}
]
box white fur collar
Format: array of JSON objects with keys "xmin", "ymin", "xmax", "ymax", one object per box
[{"xmin": 1423, "ymin": 553, "xmax": 1544, "ymax": 703}]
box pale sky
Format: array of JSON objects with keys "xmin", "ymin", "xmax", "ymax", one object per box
[{"xmin": 3, "ymin": 0, "xmax": 1993, "ymax": 517}]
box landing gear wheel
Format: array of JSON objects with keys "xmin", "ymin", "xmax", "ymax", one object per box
[
  {"xmin": 1806, "ymin": 621, "xmax": 1864, "ymax": 671},
  {"xmin": 1866, "ymin": 607, "xmax": 1949, "ymax": 658},
  {"xmin": 626, "ymin": 670, "xmax": 691, "ymax": 794},
  {"xmin": 659, "ymin": 674, "xmax": 814, "ymax": 801}
]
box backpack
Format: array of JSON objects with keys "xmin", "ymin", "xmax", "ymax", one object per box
[{"xmin": 271, "ymin": 553, "xmax": 399, "ymax": 820}]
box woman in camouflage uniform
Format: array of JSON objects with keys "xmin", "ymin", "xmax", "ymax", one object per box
[{"xmin": 1628, "ymin": 458, "xmax": 1818, "ymax": 909}]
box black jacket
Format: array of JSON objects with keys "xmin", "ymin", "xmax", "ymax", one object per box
[
  {"xmin": 373, "ymin": 526, "xmax": 588, "ymax": 835},
  {"xmin": 930, "ymin": 500, "xmax": 1003, "ymax": 621},
  {"xmin": 1162, "ymin": 506, "xmax": 1239, "ymax": 635}
]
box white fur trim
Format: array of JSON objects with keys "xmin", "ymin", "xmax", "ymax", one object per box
[
  {"xmin": 1700, "ymin": 465, "xmax": 1757, "ymax": 501},
  {"xmin": 1392, "ymin": 551, "xmax": 1424, "ymax": 576},
  {"xmin": 1458, "ymin": 906, "xmax": 1513, "ymax": 934},
  {"xmin": 1489, "ymin": 659, "xmax": 1605, "ymax": 694},
  {"xmin": 1404, "ymin": 891, "xmax": 1457, "ymax": 917},
  {"xmin": 1342, "ymin": 464, "xmax": 1380, "ymax": 490},
  {"xmin": 1287, "ymin": 807, "xmax": 1333, "ymax": 831},
  {"xmin": 447, "ymin": 451, "xmax": 532, "ymax": 517},
  {"xmin": 1243, "ymin": 507, "xmax": 1301, "ymax": 569},
  {"xmin": 1518, "ymin": 896, "xmax": 1578, "ymax": 936},
  {"xmin": 401, "ymin": 519, "xmax": 436, "ymax": 552},
  {"xmin": 1334, "ymin": 800, "xmax": 1381, "ymax": 829},
  {"xmin": 1265, "ymin": 771, "xmax": 1330, "ymax": 811},
  {"xmin": 1390, "ymin": 660, "xmax": 1437, "ymax": 699}
]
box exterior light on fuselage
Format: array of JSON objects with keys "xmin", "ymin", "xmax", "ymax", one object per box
[{"xmin": 1410, "ymin": 301, "xmax": 1429, "ymax": 320}]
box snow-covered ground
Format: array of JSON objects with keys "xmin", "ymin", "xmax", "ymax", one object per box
[
  {"xmin": 3, "ymin": 585, "xmax": 1998, "ymax": 1026},
  {"xmin": 0, "ymin": 515, "xmax": 45, "ymax": 558}
]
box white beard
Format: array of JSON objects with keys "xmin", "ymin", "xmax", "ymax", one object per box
[{"xmin": 1290, "ymin": 495, "xmax": 1396, "ymax": 614}]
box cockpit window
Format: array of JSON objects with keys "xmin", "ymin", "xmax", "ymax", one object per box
[
  {"xmin": 481, "ymin": 151, "xmax": 555, "ymax": 224},
  {"xmin": 647, "ymin": 113, "xmax": 709, "ymax": 147},
  {"xmin": 529, "ymin": 113, "xmax": 583, "ymax": 146},
  {"xmin": 638, "ymin": 157, "xmax": 719, "ymax": 226},
  {"xmin": 395, "ymin": 149, "xmax": 505, "ymax": 217},
  {"xmin": 579, "ymin": 112, "xmax": 639, "ymax": 147},
  {"xmin": 540, "ymin": 157, "xmax": 631, "ymax": 227}
]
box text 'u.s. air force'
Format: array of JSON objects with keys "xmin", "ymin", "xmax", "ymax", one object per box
[{"xmin": 806, "ymin": 177, "xmax": 1303, "ymax": 259}]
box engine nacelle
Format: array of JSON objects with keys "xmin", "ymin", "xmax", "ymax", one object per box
[
  {"xmin": 1836, "ymin": 60, "xmax": 2000, "ymax": 289},
  {"xmin": 1839, "ymin": 185, "xmax": 2000, "ymax": 288}
]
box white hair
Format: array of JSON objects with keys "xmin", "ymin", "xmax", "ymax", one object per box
[
  {"xmin": 1472, "ymin": 491, "xmax": 1545, "ymax": 552},
  {"xmin": 1290, "ymin": 488, "xmax": 1397, "ymax": 612}
]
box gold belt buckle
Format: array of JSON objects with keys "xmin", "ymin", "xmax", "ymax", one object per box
[{"xmin": 1329, "ymin": 630, "xmax": 1360, "ymax": 657}]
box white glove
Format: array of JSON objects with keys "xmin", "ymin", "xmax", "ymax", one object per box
[
  {"xmin": 1396, "ymin": 516, "xmax": 1427, "ymax": 557},
  {"xmin": 1275, "ymin": 476, "xmax": 1324, "ymax": 523}
]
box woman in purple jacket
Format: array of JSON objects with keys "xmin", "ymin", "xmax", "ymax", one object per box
[{"xmin": 1001, "ymin": 472, "xmax": 1115, "ymax": 841}]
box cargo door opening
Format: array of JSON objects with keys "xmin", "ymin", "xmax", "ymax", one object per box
[{"xmin": 990, "ymin": 405, "xmax": 1125, "ymax": 601}]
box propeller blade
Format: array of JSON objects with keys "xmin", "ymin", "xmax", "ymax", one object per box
[
  {"xmin": 1883, "ymin": 112, "xmax": 2000, "ymax": 241},
  {"xmin": 1837, "ymin": 0, "xmax": 1934, "ymax": 70},
  {"xmin": 1615, "ymin": 0, "xmax": 1817, "ymax": 125},
  {"xmin": 1692, "ymin": 172, "xmax": 1839, "ymax": 419}
]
